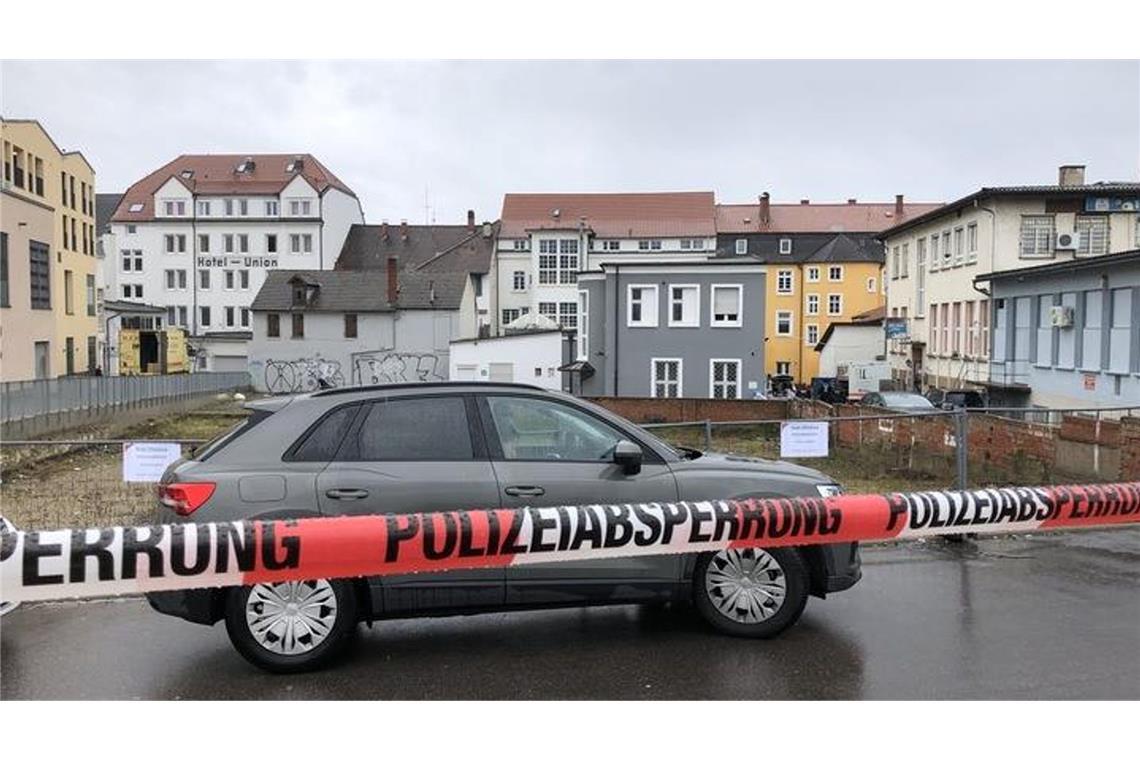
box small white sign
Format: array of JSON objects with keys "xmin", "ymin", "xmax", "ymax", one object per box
[
  {"xmin": 780, "ymin": 421, "xmax": 829, "ymax": 458},
  {"xmin": 122, "ymin": 442, "xmax": 183, "ymax": 483}
]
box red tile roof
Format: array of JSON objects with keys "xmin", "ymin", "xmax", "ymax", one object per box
[
  {"xmin": 499, "ymin": 192, "xmax": 716, "ymax": 238},
  {"xmin": 716, "ymin": 201, "xmax": 943, "ymax": 234},
  {"xmin": 111, "ymin": 153, "xmax": 356, "ymax": 222}
]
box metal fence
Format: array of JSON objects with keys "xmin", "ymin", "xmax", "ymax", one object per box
[
  {"xmin": 643, "ymin": 404, "xmax": 1140, "ymax": 495},
  {"xmin": 0, "ymin": 372, "xmax": 251, "ymax": 424}
]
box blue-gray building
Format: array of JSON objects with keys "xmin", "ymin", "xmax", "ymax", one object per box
[
  {"xmin": 976, "ymin": 249, "xmax": 1140, "ymax": 409},
  {"xmin": 574, "ymin": 262, "xmax": 767, "ymax": 398}
]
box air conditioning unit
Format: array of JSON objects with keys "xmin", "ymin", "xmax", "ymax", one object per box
[
  {"xmin": 1055, "ymin": 231, "xmax": 1081, "ymax": 251},
  {"xmin": 1049, "ymin": 305, "xmax": 1074, "ymax": 328}
]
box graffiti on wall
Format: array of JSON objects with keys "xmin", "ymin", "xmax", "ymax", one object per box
[
  {"xmin": 263, "ymin": 357, "xmax": 346, "ymax": 393},
  {"xmin": 351, "ymin": 351, "xmax": 446, "ymax": 385}
]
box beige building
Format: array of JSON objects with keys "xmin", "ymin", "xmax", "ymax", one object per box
[
  {"xmin": 1, "ymin": 119, "xmax": 98, "ymax": 380},
  {"xmin": 881, "ymin": 165, "xmax": 1140, "ymax": 394}
]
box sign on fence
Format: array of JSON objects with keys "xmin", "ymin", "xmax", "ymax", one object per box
[
  {"xmin": 122, "ymin": 442, "xmax": 182, "ymax": 482},
  {"xmin": 780, "ymin": 420, "xmax": 829, "ymax": 458}
]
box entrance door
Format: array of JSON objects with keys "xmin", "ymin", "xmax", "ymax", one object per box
[{"xmin": 34, "ymin": 341, "xmax": 50, "ymax": 379}]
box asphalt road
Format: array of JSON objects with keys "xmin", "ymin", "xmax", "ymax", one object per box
[{"xmin": 2, "ymin": 529, "xmax": 1138, "ymax": 699}]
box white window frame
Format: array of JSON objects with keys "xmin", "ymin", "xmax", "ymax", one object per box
[
  {"xmin": 867, "ymin": 277, "xmax": 877, "ymax": 293},
  {"xmin": 668, "ymin": 283, "xmax": 701, "ymax": 327},
  {"xmin": 807, "ymin": 266, "xmax": 820, "ymax": 283},
  {"xmin": 966, "ymin": 222, "xmax": 978, "ymax": 263},
  {"xmin": 805, "ymin": 323, "xmax": 819, "ymax": 346},
  {"xmin": 602, "ymin": 240, "xmax": 620, "ymax": 251},
  {"xmin": 512, "ymin": 270, "xmax": 526, "ymax": 291},
  {"xmin": 806, "ymin": 294, "xmax": 820, "ymax": 315},
  {"xmin": 577, "ymin": 290, "xmax": 589, "ymax": 360},
  {"xmin": 627, "ymin": 284, "xmax": 659, "ymax": 327},
  {"xmin": 266, "ymin": 200, "xmax": 279, "ymax": 216},
  {"xmin": 953, "ymin": 227, "xmax": 965, "ymax": 266},
  {"xmin": 828, "ymin": 293, "xmax": 843, "ymax": 316},
  {"xmin": 775, "ymin": 361, "xmax": 791, "ymax": 376},
  {"xmin": 196, "ymin": 200, "xmax": 211, "ymax": 216},
  {"xmin": 779, "ymin": 238, "xmax": 792, "ymax": 255},
  {"xmin": 828, "ymin": 265, "xmax": 844, "ymax": 282},
  {"xmin": 776, "ymin": 269, "xmax": 794, "ymax": 295},
  {"xmin": 710, "ymin": 284, "xmax": 743, "ymax": 328},
  {"xmin": 775, "ymin": 310, "xmax": 793, "ymax": 336},
  {"xmin": 650, "ymin": 358, "xmax": 683, "ymax": 398},
  {"xmin": 735, "ymin": 239, "xmax": 748, "ymax": 255},
  {"xmin": 709, "ymin": 359, "xmax": 742, "ymax": 399}
]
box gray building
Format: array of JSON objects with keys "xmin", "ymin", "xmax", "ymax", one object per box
[
  {"xmin": 575, "ymin": 262, "xmax": 767, "ymax": 398},
  {"xmin": 976, "ymin": 249, "xmax": 1140, "ymax": 409},
  {"xmin": 248, "ymin": 264, "xmax": 473, "ymax": 393}
]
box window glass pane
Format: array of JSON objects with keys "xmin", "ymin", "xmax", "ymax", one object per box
[
  {"xmin": 293, "ymin": 405, "xmax": 358, "ymax": 462},
  {"xmin": 356, "ymin": 397, "xmax": 472, "ymax": 461},
  {"xmin": 488, "ymin": 396, "xmax": 622, "ymax": 461}
]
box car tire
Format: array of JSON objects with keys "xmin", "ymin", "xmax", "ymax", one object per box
[
  {"xmin": 224, "ymin": 578, "xmax": 358, "ymax": 674},
  {"xmin": 693, "ymin": 547, "xmax": 809, "ymax": 638}
]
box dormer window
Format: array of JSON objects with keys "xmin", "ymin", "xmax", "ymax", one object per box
[
  {"xmin": 236, "ymin": 158, "xmax": 255, "ymax": 174},
  {"xmin": 128, "ymin": 203, "xmax": 144, "ymax": 213},
  {"xmin": 180, "ymin": 170, "xmax": 194, "ymax": 180},
  {"xmin": 286, "ymin": 158, "xmax": 304, "ymax": 173},
  {"xmin": 779, "ymin": 238, "xmax": 793, "ymax": 255},
  {"xmin": 292, "ymin": 285, "xmax": 306, "ymax": 306}
]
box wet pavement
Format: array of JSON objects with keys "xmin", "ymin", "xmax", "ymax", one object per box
[{"xmin": 2, "ymin": 528, "xmax": 1138, "ymax": 699}]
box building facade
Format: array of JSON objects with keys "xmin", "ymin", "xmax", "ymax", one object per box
[
  {"xmin": 715, "ymin": 194, "xmax": 939, "ymax": 385},
  {"xmin": 106, "ymin": 154, "xmax": 363, "ymax": 371},
  {"xmin": 882, "ymin": 165, "xmax": 1140, "ymax": 396},
  {"xmin": 494, "ymin": 192, "xmax": 718, "ymax": 334},
  {"xmin": 577, "ymin": 262, "xmax": 767, "ymax": 398},
  {"xmin": 2, "ymin": 118, "xmax": 98, "ymax": 380},
  {"xmin": 248, "ymin": 266, "xmax": 473, "ymax": 393},
  {"xmin": 449, "ymin": 329, "xmax": 568, "ymax": 391},
  {"xmin": 975, "ymin": 250, "xmax": 1140, "ymax": 409}
]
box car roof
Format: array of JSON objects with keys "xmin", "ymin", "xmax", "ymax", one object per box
[{"xmin": 310, "ymin": 381, "xmax": 548, "ymax": 398}]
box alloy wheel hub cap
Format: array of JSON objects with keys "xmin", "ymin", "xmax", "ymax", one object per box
[
  {"xmin": 245, "ymin": 580, "xmax": 338, "ymax": 655},
  {"xmin": 705, "ymin": 547, "xmax": 787, "ymax": 624}
]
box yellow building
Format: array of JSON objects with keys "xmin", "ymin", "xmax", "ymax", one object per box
[
  {"xmin": 717, "ymin": 195, "xmax": 941, "ymax": 385},
  {"xmin": 1, "ymin": 118, "xmax": 98, "ymax": 380}
]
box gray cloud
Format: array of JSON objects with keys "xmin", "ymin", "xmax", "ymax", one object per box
[{"xmin": 2, "ymin": 60, "xmax": 1136, "ymax": 223}]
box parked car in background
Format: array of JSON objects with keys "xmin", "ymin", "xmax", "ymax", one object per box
[
  {"xmin": 859, "ymin": 391, "xmax": 937, "ymax": 411},
  {"xmin": 926, "ymin": 388, "xmax": 986, "ymax": 410},
  {"xmin": 148, "ymin": 382, "xmax": 862, "ymax": 673}
]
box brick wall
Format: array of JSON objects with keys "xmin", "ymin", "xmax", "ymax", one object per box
[
  {"xmin": 586, "ymin": 397, "xmax": 789, "ymax": 424},
  {"xmin": 1059, "ymin": 415, "xmax": 1122, "ymax": 447},
  {"xmin": 1122, "ymin": 417, "xmax": 1140, "ymax": 480}
]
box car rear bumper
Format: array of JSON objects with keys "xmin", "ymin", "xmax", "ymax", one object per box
[
  {"xmin": 146, "ymin": 588, "xmax": 222, "ymax": 626},
  {"xmin": 821, "ymin": 542, "xmax": 862, "ymax": 593}
]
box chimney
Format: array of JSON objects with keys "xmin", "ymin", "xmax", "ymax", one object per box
[
  {"xmin": 800, "ymin": 199, "xmax": 810, "ymax": 205},
  {"xmin": 386, "ymin": 256, "xmax": 399, "ymax": 305},
  {"xmin": 400, "ymin": 219, "xmax": 408, "ymax": 242},
  {"xmin": 894, "ymin": 194, "xmax": 904, "ymax": 217},
  {"xmin": 758, "ymin": 192, "xmax": 771, "ymax": 226},
  {"xmin": 1059, "ymin": 164, "xmax": 1086, "ymax": 187},
  {"xmin": 467, "ymin": 209, "xmax": 475, "ymax": 232},
  {"xmin": 381, "ymin": 220, "xmax": 389, "ymax": 242},
  {"xmin": 847, "ymin": 198, "xmax": 857, "ymax": 205}
]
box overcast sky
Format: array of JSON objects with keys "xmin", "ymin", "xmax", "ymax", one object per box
[{"xmin": 2, "ymin": 60, "xmax": 1137, "ymax": 224}]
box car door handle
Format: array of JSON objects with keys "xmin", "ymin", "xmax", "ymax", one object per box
[
  {"xmin": 504, "ymin": 485, "xmax": 545, "ymax": 498},
  {"xmin": 325, "ymin": 488, "xmax": 369, "ymax": 500}
]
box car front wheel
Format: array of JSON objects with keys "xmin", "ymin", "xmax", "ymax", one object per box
[
  {"xmin": 693, "ymin": 547, "xmax": 809, "ymax": 638},
  {"xmin": 224, "ymin": 578, "xmax": 358, "ymax": 674}
]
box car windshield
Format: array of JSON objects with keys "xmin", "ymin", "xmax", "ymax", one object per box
[{"xmin": 880, "ymin": 393, "xmax": 936, "ymax": 409}]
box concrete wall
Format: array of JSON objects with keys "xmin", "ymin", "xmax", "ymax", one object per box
[
  {"xmin": 449, "ymin": 330, "xmax": 564, "ymax": 390},
  {"xmin": 248, "ymin": 308, "xmax": 459, "ymax": 393},
  {"xmin": 1, "ymin": 193, "xmax": 59, "ymax": 380}
]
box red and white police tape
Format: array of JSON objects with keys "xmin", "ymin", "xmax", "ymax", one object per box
[{"xmin": 2, "ymin": 482, "xmax": 1139, "ymax": 604}]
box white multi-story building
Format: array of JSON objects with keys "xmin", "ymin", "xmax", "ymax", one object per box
[
  {"xmin": 105, "ymin": 154, "xmax": 362, "ymax": 370},
  {"xmin": 493, "ymin": 192, "xmax": 718, "ymax": 333},
  {"xmin": 882, "ymin": 164, "xmax": 1140, "ymax": 394}
]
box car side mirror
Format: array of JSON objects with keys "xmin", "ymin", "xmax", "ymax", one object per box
[{"xmin": 613, "ymin": 440, "xmax": 643, "ymax": 475}]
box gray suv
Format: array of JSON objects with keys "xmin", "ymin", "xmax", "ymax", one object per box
[{"xmin": 148, "ymin": 383, "xmax": 861, "ymax": 673}]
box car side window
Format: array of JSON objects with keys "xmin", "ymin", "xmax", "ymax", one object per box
[
  {"xmin": 289, "ymin": 404, "xmax": 359, "ymax": 461},
  {"xmin": 354, "ymin": 396, "xmax": 474, "ymax": 461},
  {"xmin": 486, "ymin": 396, "xmax": 624, "ymax": 461}
]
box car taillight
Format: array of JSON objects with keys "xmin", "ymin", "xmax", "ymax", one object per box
[{"xmin": 158, "ymin": 482, "xmax": 216, "ymax": 516}]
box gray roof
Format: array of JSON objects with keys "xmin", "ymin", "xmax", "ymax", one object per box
[
  {"xmin": 335, "ymin": 221, "xmax": 497, "ymax": 275},
  {"xmin": 250, "ymin": 269, "xmax": 468, "ymax": 313},
  {"xmin": 803, "ymin": 234, "xmax": 883, "ymax": 263},
  {"xmin": 96, "ymin": 193, "xmax": 123, "ymax": 233},
  {"xmin": 714, "ymin": 232, "xmax": 885, "ymax": 264},
  {"xmin": 102, "ymin": 299, "xmax": 167, "ymax": 314},
  {"xmin": 880, "ymin": 182, "xmax": 1140, "ymax": 238}
]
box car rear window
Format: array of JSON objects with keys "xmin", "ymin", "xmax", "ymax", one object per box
[
  {"xmin": 192, "ymin": 410, "xmax": 272, "ymax": 461},
  {"xmin": 289, "ymin": 404, "xmax": 360, "ymax": 462}
]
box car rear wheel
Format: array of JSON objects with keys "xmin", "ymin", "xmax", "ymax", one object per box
[
  {"xmin": 693, "ymin": 547, "xmax": 809, "ymax": 638},
  {"xmin": 224, "ymin": 578, "xmax": 357, "ymax": 674}
]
